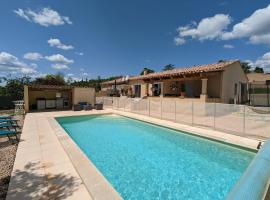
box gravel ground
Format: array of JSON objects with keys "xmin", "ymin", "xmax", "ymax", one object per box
[
  {"xmin": 0, "ymin": 113, "xmax": 23, "ymax": 200},
  {"xmin": 0, "ymin": 138, "xmax": 17, "ymax": 200}
]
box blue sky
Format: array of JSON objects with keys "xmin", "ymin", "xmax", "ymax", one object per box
[{"xmin": 0, "ymin": 0, "xmax": 270, "ymax": 81}]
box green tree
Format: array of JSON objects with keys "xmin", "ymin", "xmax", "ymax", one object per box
[
  {"xmin": 5, "ymin": 76, "xmax": 31, "ymax": 100},
  {"xmin": 33, "ymin": 73, "xmax": 66, "ymax": 85},
  {"xmin": 240, "ymin": 62, "xmax": 252, "ymax": 73},
  {"xmin": 253, "ymin": 66, "xmax": 264, "ymax": 73},
  {"xmin": 140, "ymin": 67, "xmax": 155, "ymax": 75},
  {"xmin": 162, "ymin": 64, "xmax": 175, "ymax": 71}
]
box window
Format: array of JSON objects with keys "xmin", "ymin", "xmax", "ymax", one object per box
[
  {"xmin": 152, "ymin": 83, "xmax": 161, "ymax": 96},
  {"xmin": 134, "ymin": 85, "xmax": 141, "ymax": 97}
]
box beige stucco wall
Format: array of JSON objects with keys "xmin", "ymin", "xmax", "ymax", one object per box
[
  {"xmin": 221, "ymin": 62, "xmax": 248, "ymax": 103},
  {"xmin": 72, "ymin": 87, "xmax": 96, "ymax": 105},
  {"xmin": 207, "ymin": 73, "xmax": 221, "ymax": 98}
]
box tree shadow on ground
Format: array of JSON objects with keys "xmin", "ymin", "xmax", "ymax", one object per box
[{"xmin": 6, "ymin": 161, "xmax": 81, "ymax": 200}]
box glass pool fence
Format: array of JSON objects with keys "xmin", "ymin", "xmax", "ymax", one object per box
[{"xmin": 96, "ymin": 97, "xmax": 270, "ymax": 140}]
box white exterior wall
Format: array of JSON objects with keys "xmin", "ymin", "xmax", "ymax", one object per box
[{"xmin": 221, "ymin": 62, "xmax": 248, "ymax": 103}]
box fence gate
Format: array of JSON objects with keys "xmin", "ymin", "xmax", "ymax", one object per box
[{"xmin": 249, "ymin": 83, "xmax": 270, "ymax": 107}]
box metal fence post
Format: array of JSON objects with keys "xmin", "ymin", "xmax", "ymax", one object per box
[
  {"xmin": 148, "ymin": 99, "xmax": 150, "ymax": 116},
  {"xmin": 160, "ymin": 99, "xmax": 162, "ymax": 119},
  {"xmin": 174, "ymin": 100, "xmax": 176, "ymax": 122},
  {"xmin": 243, "ymin": 105, "xmax": 246, "ymax": 135},
  {"xmin": 191, "ymin": 101, "xmax": 194, "ymax": 126},
  {"xmin": 214, "ymin": 102, "xmax": 216, "ymax": 129}
]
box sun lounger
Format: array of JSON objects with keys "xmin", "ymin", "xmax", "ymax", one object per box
[
  {"xmin": 0, "ymin": 119, "xmax": 19, "ymax": 127},
  {"xmin": 0, "ymin": 123, "xmax": 18, "ymax": 129},
  {"xmin": 0, "ymin": 115, "xmax": 12, "ymax": 119},
  {"xmin": 0, "ymin": 129, "xmax": 19, "ymax": 142}
]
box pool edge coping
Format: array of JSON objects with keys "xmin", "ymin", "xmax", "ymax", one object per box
[
  {"xmin": 48, "ymin": 114, "xmax": 123, "ymax": 200},
  {"xmin": 7, "ymin": 109, "xmax": 262, "ymax": 200}
]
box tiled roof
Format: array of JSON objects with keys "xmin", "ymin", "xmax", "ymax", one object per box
[
  {"xmin": 247, "ymin": 73, "xmax": 270, "ymax": 83},
  {"xmin": 101, "ymin": 77, "xmax": 129, "ymax": 85},
  {"xmin": 27, "ymin": 84, "xmax": 93, "ymax": 89},
  {"xmin": 102, "ymin": 60, "xmax": 239, "ymax": 84},
  {"xmin": 130, "ymin": 60, "xmax": 239, "ymax": 80}
]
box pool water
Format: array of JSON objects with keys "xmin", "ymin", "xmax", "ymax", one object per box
[{"xmin": 56, "ymin": 115, "xmax": 255, "ymax": 200}]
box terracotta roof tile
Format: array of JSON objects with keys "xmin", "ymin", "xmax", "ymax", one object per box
[
  {"xmin": 102, "ymin": 60, "xmax": 239, "ymax": 84},
  {"xmin": 130, "ymin": 60, "xmax": 239, "ymax": 80}
]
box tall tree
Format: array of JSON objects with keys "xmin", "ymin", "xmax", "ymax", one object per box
[
  {"xmin": 240, "ymin": 62, "xmax": 251, "ymax": 73},
  {"xmin": 140, "ymin": 67, "xmax": 155, "ymax": 75},
  {"xmin": 162, "ymin": 64, "xmax": 175, "ymax": 71},
  {"xmin": 5, "ymin": 76, "xmax": 31, "ymax": 100},
  {"xmin": 253, "ymin": 66, "xmax": 264, "ymax": 73},
  {"xmin": 33, "ymin": 73, "xmax": 66, "ymax": 85}
]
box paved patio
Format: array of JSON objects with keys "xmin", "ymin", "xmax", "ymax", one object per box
[{"xmin": 6, "ymin": 109, "xmax": 261, "ymax": 200}]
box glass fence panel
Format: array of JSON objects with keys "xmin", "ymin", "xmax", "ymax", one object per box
[
  {"xmin": 215, "ymin": 103, "xmax": 244, "ymax": 134},
  {"xmin": 161, "ymin": 99, "xmax": 176, "ymax": 121},
  {"xmin": 244, "ymin": 107, "xmax": 270, "ymax": 139},
  {"xmin": 175, "ymin": 101, "xmax": 192, "ymax": 124},
  {"xmin": 112, "ymin": 97, "xmax": 119, "ymax": 109},
  {"xmin": 149, "ymin": 99, "xmax": 162, "ymax": 118},
  {"xmin": 138, "ymin": 99, "xmax": 149, "ymax": 116},
  {"xmin": 193, "ymin": 102, "xmax": 215, "ymax": 128}
]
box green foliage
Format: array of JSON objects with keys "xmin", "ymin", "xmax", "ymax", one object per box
[
  {"xmin": 4, "ymin": 76, "xmax": 31, "ymax": 100},
  {"xmin": 162, "ymin": 64, "xmax": 175, "ymax": 71},
  {"xmin": 240, "ymin": 62, "xmax": 251, "ymax": 73},
  {"xmin": 33, "ymin": 73, "xmax": 66, "ymax": 85},
  {"xmin": 140, "ymin": 67, "xmax": 155, "ymax": 75},
  {"xmin": 253, "ymin": 66, "xmax": 264, "ymax": 73},
  {"xmin": 71, "ymin": 75, "xmax": 121, "ymax": 92}
]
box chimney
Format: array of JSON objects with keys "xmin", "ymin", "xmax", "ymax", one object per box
[{"xmin": 143, "ymin": 68, "xmax": 148, "ymax": 75}]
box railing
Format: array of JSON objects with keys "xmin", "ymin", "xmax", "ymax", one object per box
[{"xmin": 96, "ymin": 97, "xmax": 270, "ymax": 140}]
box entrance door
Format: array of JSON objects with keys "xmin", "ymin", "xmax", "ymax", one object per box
[{"xmin": 134, "ymin": 85, "xmax": 141, "ymax": 98}]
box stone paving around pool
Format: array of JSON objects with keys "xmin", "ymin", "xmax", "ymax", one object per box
[{"xmin": 6, "ymin": 109, "xmax": 261, "ymax": 200}]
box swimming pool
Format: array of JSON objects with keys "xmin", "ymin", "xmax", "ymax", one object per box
[{"xmin": 56, "ymin": 114, "xmax": 256, "ymax": 200}]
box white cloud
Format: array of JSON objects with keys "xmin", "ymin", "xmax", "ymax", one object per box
[
  {"xmin": 79, "ymin": 68, "xmax": 85, "ymax": 72},
  {"xmin": 175, "ymin": 14, "xmax": 232, "ymax": 44},
  {"xmin": 67, "ymin": 73, "xmax": 74, "ymax": 77},
  {"xmin": 51, "ymin": 63, "xmax": 70, "ymax": 70},
  {"xmin": 23, "ymin": 52, "xmax": 43, "ymax": 61},
  {"xmin": 174, "ymin": 5, "xmax": 270, "ymax": 46},
  {"xmin": 48, "ymin": 38, "xmax": 74, "ymax": 50},
  {"xmin": 223, "ymin": 44, "xmax": 234, "ymax": 49},
  {"xmin": 82, "ymin": 72, "xmax": 89, "ymax": 76},
  {"xmin": 222, "ymin": 5, "xmax": 270, "ymax": 44},
  {"xmin": 174, "ymin": 37, "xmax": 186, "ymax": 46},
  {"xmin": 253, "ymin": 52, "xmax": 270, "ymax": 71},
  {"xmin": 14, "ymin": 7, "xmax": 72, "ymax": 27},
  {"xmin": 45, "ymin": 54, "xmax": 74, "ymax": 64},
  {"xmin": 0, "ymin": 52, "xmax": 37, "ymax": 74},
  {"xmin": 75, "ymin": 52, "xmax": 84, "ymax": 56}
]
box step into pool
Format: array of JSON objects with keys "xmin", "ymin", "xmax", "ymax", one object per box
[{"xmin": 56, "ymin": 114, "xmax": 256, "ymax": 200}]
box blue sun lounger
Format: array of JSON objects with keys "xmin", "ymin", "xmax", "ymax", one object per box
[
  {"xmin": 0, "ymin": 119, "xmax": 19, "ymax": 126},
  {"xmin": 0, "ymin": 115, "xmax": 12, "ymax": 119},
  {"xmin": 0, "ymin": 129, "xmax": 19, "ymax": 142}
]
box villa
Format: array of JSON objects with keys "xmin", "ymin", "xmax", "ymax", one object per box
[{"xmin": 101, "ymin": 60, "xmax": 248, "ymax": 104}]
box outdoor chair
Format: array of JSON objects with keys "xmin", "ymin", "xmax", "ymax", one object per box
[
  {"xmin": 94, "ymin": 103, "xmax": 103, "ymax": 110},
  {"xmin": 73, "ymin": 104, "xmax": 82, "ymax": 111},
  {"xmin": 83, "ymin": 104, "xmax": 93, "ymax": 111}
]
